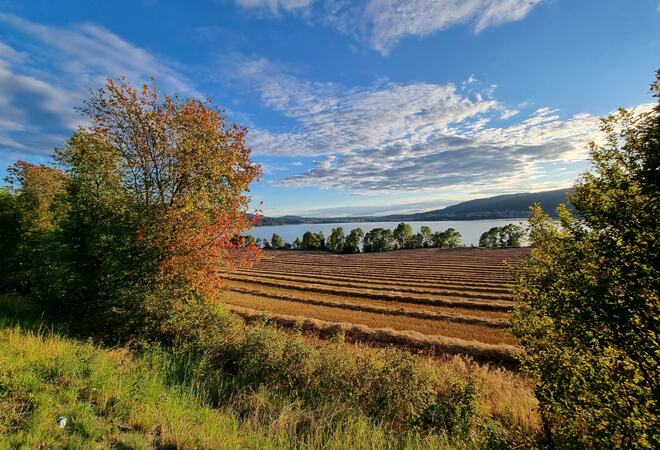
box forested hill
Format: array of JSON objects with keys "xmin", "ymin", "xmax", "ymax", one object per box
[{"xmin": 257, "ymin": 188, "xmax": 573, "ymax": 226}]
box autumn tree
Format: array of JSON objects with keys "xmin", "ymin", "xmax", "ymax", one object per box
[
  {"xmin": 511, "ymin": 73, "xmax": 660, "ymax": 448},
  {"xmin": 3, "ymin": 161, "xmax": 67, "ymax": 293},
  {"xmin": 14, "ymin": 77, "xmax": 264, "ymax": 340}
]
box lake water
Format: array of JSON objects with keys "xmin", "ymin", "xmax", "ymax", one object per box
[{"xmin": 249, "ymin": 218, "xmax": 528, "ymax": 247}]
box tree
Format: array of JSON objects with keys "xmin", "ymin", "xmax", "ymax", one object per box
[
  {"xmin": 478, "ymin": 227, "xmax": 501, "ymax": 248},
  {"xmin": 301, "ymin": 231, "xmax": 322, "ymax": 250},
  {"xmin": 3, "ymin": 161, "xmax": 67, "ymax": 295},
  {"xmin": 363, "ymin": 228, "xmax": 394, "ymax": 252},
  {"xmin": 419, "ymin": 225, "xmax": 433, "ymax": 247},
  {"xmin": 432, "ymin": 228, "xmax": 462, "ymax": 248},
  {"xmin": 411, "ymin": 233, "xmax": 425, "ymax": 249},
  {"xmin": 271, "ymin": 233, "xmax": 284, "ymax": 249},
  {"xmin": 499, "ymin": 224, "xmax": 525, "ymax": 247},
  {"xmin": 5, "ymin": 161, "xmax": 67, "ymax": 233},
  {"xmin": 344, "ymin": 228, "xmax": 364, "ymax": 253},
  {"xmin": 293, "ymin": 237, "xmax": 302, "ymax": 249},
  {"xmin": 393, "ymin": 222, "xmax": 413, "ymax": 249},
  {"xmin": 511, "ymin": 73, "xmax": 660, "ymax": 449},
  {"xmin": 327, "ymin": 227, "xmax": 345, "ymax": 253},
  {"xmin": 479, "ymin": 225, "xmax": 525, "ymax": 248},
  {"xmin": 7, "ymin": 78, "xmax": 263, "ymax": 340},
  {"xmin": 72, "ymin": 77, "xmax": 262, "ymax": 308}
]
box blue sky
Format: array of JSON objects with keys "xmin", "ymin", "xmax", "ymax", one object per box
[{"xmin": 0, "ymin": 0, "xmax": 658, "ymax": 216}]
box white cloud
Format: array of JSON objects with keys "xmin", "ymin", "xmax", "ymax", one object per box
[
  {"xmin": 0, "ymin": 13, "xmax": 197, "ymax": 159},
  {"xmin": 232, "ymin": 55, "xmax": 502, "ymax": 157},
  {"xmin": 231, "ymin": 1, "xmax": 544, "ymax": 54},
  {"xmin": 262, "ymin": 0, "xmax": 544, "ymax": 55},
  {"xmin": 229, "ymin": 55, "xmax": 647, "ymax": 193},
  {"xmin": 234, "ymin": 0, "xmax": 314, "ymax": 15}
]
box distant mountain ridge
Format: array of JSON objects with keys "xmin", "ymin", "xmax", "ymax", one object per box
[{"xmin": 257, "ymin": 188, "xmax": 573, "ymax": 226}]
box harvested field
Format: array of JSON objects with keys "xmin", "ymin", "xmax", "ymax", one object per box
[{"xmin": 224, "ymin": 247, "xmax": 529, "ymax": 364}]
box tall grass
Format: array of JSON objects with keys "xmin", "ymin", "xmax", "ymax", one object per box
[{"xmin": 0, "ymin": 295, "xmax": 540, "ymax": 448}]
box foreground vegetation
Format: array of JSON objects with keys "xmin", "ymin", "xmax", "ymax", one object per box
[{"xmin": 0, "ymin": 295, "xmax": 539, "ymax": 448}]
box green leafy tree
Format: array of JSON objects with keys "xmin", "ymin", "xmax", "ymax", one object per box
[
  {"xmin": 479, "ymin": 225, "xmax": 525, "ymax": 248},
  {"xmin": 363, "ymin": 228, "xmax": 395, "ymax": 252},
  {"xmin": 393, "ymin": 222, "xmax": 413, "ymax": 249},
  {"xmin": 344, "ymin": 228, "xmax": 364, "ymax": 253},
  {"xmin": 419, "ymin": 225, "xmax": 433, "ymax": 247},
  {"xmin": 478, "ymin": 227, "xmax": 500, "ymax": 248},
  {"xmin": 301, "ymin": 231, "xmax": 322, "ymax": 250},
  {"xmin": 327, "ymin": 227, "xmax": 345, "ymax": 253},
  {"xmin": 411, "ymin": 232, "xmax": 425, "ymax": 249},
  {"xmin": 271, "ymin": 233, "xmax": 284, "ymax": 249},
  {"xmin": 511, "ymin": 73, "xmax": 660, "ymax": 449},
  {"xmin": 432, "ymin": 228, "xmax": 462, "ymax": 248},
  {"xmin": 293, "ymin": 237, "xmax": 302, "ymax": 249},
  {"xmin": 499, "ymin": 224, "xmax": 525, "ymax": 247}
]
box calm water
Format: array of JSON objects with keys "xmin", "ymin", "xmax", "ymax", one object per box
[{"xmin": 250, "ymin": 218, "xmax": 527, "ymax": 247}]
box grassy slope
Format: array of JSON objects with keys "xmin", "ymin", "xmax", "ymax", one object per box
[{"xmin": 0, "ymin": 295, "xmax": 482, "ymax": 449}]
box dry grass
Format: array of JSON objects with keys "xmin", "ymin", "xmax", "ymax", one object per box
[
  {"xmin": 225, "ymin": 285, "xmax": 509, "ymax": 328},
  {"xmin": 228, "ymin": 304, "xmax": 521, "ymax": 367},
  {"xmin": 227, "ymin": 272, "xmax": 514, "ymax": 300},
  {"xmin": 223, "ymin": 247, "xmax": 529, "ymax": 363},
  {"xmin": 221, "ymin": 291, "xmax": 517, "ymax": 345},
  {"xmin": 225, "ymin": 280, "xmax": 510, "ymax": 319},
  {"xmin": 224, "ymin": 277, "xmax": 515, "ymax": 311},
  {"xmin": 236, "ymin": 268, "xmax": 513, "ymax": 293}
]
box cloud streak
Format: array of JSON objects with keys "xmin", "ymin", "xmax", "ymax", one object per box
[
  {"xmin": 0, "ymin": 13, "xmax": 197, "ymax": 160},
  {"xmin": 235, "ymin": 0, "xmax": 544, "ymax": 54},
  {"xmin": 229, "ymin": 55, "xmax": 628, "ymax": 193}
]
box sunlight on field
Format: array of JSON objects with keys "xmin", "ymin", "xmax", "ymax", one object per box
[{"xmin": 222, "ymin": 247, "xmax": 528, "ymax": 362}]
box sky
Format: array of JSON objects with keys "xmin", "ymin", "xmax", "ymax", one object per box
[{"xmin": 0, "ymin": 0, "xmax": 658, "ymax": 217}]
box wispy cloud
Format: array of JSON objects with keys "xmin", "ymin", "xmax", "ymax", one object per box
[
  {"xmin": 233, "ymin": 0, "xmax": 314, "ymax": 15},
  {"xmin": 0, "ymin": 13, "xmax": 197, "ymax": 160},
  {"xmin": 233, "ymin": 0, "xmax": 544, "ymax": 54},
  {"xmin": 229, "ymin": 54, "xmax": 648, "ymax": 193},
  {"xmin": 328, "ymin": 0, "xmax": 544, "ymax": 55}
]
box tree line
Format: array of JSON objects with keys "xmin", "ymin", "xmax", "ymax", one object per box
[
  {"xmin": 248, "ymin": 222, "xmax": 526, "ymax": 252},
  {"xmin": 246, "ymin": 223, "xmax": 463, "ymax": 253}
]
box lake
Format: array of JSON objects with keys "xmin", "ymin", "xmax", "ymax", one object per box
[{"xmin": 249, "ymin": 218, "xmax": 528, "ymax": 247}]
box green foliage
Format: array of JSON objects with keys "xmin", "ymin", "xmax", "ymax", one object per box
[
  {"xmin": 327, "ymin": 227, "xmax": 346, "ymax": 253},
  {"xmin": 271, "ymin": 233, "xmax": 285, "ymax": 249},
  {"xmin": 511, "ymin": 72, "xmax": 660, "ymax": 449},
  {"xmin": 479, "ymin": 224, "xmax": 525, "ymax": 248},
  {"xmin": 344, "ymin": 227, "xmax": 364, "ymax": 253},
  {"xmin": 432, "ymin": 228, "xmax": 462, "ymax": 249},
  {"xmin": 0, "ymin": 189, "xmax": 21, "ymax": 290},
  {"xmin": 363, "ymin": 227, "xmax": 395, "ymax": 252},
  {"xmin": 393, "ymin": 222, "xmax": 414, "ymax": 249},
  {"xmin": 301, "ymin": 231, "xmax": 323, "ymax": 250}
]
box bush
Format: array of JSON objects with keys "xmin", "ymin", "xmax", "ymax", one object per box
[{"xmin": 512, "ymin": 72, "xmax": 660, "ymax": 449}]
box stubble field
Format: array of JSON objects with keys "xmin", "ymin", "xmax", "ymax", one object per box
[{"xmin": 222, "ymin": 247, "xmax": 529, "ymax": 365}]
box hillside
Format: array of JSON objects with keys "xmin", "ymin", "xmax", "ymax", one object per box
[{"xmin": 258, "ymin": 188, "xmax": 573, "ymax": 225}]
